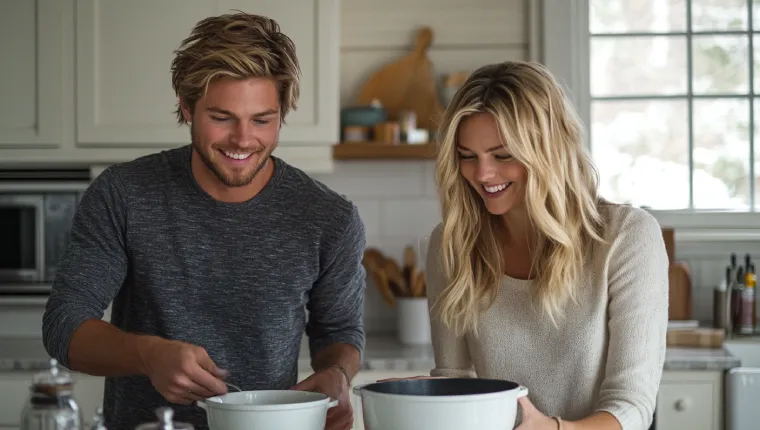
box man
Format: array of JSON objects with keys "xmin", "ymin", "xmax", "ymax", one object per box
[{"xmin": 42, "ymin": 12, "xmax": 365, "ymax": 430}]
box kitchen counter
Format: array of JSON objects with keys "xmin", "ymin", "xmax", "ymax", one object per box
[
  {"xmin": 0, "ymin": 335, "xmax": 436, "ymax": 373},
  {"xmin": 663, "ymin": 346, "xmax": 741, "ymax": 370},
  {"xmin": 0, "ymin": 335, "xmax": 741, "ymax": 373}
]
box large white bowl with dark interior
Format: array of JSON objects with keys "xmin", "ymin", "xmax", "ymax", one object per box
[{"xmin": 353, "ymin": 378, "xmax": 528, "ymax": 430}]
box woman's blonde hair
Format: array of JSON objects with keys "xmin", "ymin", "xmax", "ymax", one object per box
[
  {"xmin": 433, "ymin": 60, "xmax": 607, "ymax": 335},
  {"xmin": 170, "ymin": 11, "xmax": 300, "ymax": 124}
]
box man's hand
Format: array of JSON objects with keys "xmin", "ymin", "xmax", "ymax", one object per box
[
  {"xmin": 138, "ymin": 337, "xmax": 229, "ymax": 404},
  {"xmin": 291, "ymin": 366, "xmax": 353, "ymax": 430}
]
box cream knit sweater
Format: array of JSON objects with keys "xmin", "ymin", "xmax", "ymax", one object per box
[{"xmin": 425, "ymin": 204, "xmax": 669, "ymax": 430}]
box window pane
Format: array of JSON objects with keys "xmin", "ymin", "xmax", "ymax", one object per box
[
  {"xmin": 692, "ymin": 35, "xmax": 750, "ymax": 94},
  {"xmin": 590, "ymin": 0, "xmax": 686, "ymax": 33},
  {"xmin": 691, "ymin": 0, "xmax": 748, "ymax": 31},
  {"xmin": 591, "ymin": 36, "xmax": 687, "ymax": 96},
  {"xmin": 755, "ymin": 0, "xmax": 760, "ymax": 30},
  {"xmin": 591, "ymin": 100, "xmax": 689, "ymax": 210},
  {"xmin": 693, "ymin": 98, "xmax": 750, "ymax": 210}
]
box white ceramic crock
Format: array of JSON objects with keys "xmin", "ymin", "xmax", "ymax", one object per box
[
  {"xmin": 396, "ymin": 297, "xmax": 432, "ymax": 345},
  {"xmin": 196, "ymin": 390, "xmax": 338, "ymax": 430},
  {"xmin": 353, "ymin": 379, "xmax": 528, "ymax": 430}
]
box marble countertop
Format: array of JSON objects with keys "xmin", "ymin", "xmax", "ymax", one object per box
[
  {"xmin": 0, "ymin": 335, "xmax": 436, "ymax": 373},
  {"xmin": 0, "ymin": 335, "xmax": 741, "ymax": 374},
  {"xmin": 664, "ymin": 346, "xmax": 741, "ymax": 370}
]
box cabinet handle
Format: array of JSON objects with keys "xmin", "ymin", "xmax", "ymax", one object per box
[{"xmin": 674, "ymin": 398, "xmax": 690, "ymax": 411}]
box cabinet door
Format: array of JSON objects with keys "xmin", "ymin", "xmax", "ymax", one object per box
[
  {"xmin": 0, "ymin": 373, "xmax": 29, "ymax": 427},
  {"xmin": 656, "ymin": 371, "xmax": 722, "ymax": 430},
  {"xmin": 0, "ymin": 0, "xmax": 68, "ymax": 148},
  {"xmin": 75, "ymin": 0, "xmax": 339, "ymax": 147}
]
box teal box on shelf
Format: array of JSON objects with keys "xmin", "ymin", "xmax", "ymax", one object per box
[{"xmin": 340, "ymin": 105, "xmax": 387, "ymax": 127}]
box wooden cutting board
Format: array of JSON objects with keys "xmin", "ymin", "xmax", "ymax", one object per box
[
  {"xmin": 357, "ymin": 26, "xmax": 444, "ymax": 130},
  {"xmin": 668, "ymin": 262, "xmax": 692, "ymax": 320}
]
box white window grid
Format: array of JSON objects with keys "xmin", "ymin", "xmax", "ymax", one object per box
[{"xmin": 588, "ymin": 0, "xmax": 758, "ymax": 210}]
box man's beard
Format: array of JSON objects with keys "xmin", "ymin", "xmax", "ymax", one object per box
[{"xmin": 190, "ymin": 123, "xmax": 273, "ymax": 188}]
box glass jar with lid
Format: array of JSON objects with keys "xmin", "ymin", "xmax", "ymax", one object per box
[
  {"xmin": 20, "ymin": 358, "xmax": 83, "ymax": 430},
  {"xmin": 135, "ymin": 408, "xmax": 194, "ymax": 430},
  {"xmin": 87, "ymin": 407, "xmax": 106, "ymax": 430}
]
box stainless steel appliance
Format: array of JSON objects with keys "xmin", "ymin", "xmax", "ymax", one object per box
[{"xmin": 0, "ymin": 169, "xmax": 91, "ymax": 295}]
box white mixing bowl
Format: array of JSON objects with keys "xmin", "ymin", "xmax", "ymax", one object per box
[
  {"xmin": 197, "ymin": 390, "xmax": 338, "ymax": 430},
  {"xmin": 353, "ymin": 378, "xmax": 528, "ymax": 430}
]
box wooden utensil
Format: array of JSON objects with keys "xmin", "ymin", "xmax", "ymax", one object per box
[
  {"xmin": 363, "ymin": 248, "xmax": 386, "ymax": 270},
  {"xmin": 357, "ymin": 27, "xmax": 444, "ymax": 130},
  {"xmin": 369, "ymin": 266, "xmax": 395, "ymax": 307},
  {"xmin": 402, "ymin": 245, "xmax": 417, "ymax": 280},
  {"xmin": 384, "ymin": 258, "xmax": 409, "ymax": 297},
  {"xmin": 409, "ymin": 269, "xmax": 426, "ymax": 297}
]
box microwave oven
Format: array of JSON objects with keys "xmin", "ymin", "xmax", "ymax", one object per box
[{"xmin": 0, "ymin": 169, "xmax": 91, "ymax": 295}]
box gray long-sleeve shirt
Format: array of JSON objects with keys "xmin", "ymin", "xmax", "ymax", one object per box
[{"xmin": 42, "ymin": 145, "xmax": 366, "ymax": 430}]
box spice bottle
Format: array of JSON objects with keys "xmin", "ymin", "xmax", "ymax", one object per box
[{"xmin": 740, "ymin": 263, "xmax": 756, "ymax": 334}]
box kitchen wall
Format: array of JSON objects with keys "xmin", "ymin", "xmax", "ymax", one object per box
[
  {"xmin": 319, "ymin": 0, "xmax": 760, "ymax": 332},
  {"xmin": 311, "ymin": 0, "xmax": 531, "ymax": 333},
  {"xmin": 663, "ymin": 240, "xmax": 760, "ymax": 322}
]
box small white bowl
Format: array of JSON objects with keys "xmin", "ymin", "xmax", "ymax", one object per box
[{"xmin": 197, "ymin": 390, "xmax": 338, "ymax": 430}]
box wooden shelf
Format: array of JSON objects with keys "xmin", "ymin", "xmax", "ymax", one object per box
[{"xmin": 332, "ymin": 142, "xmax": 437, "ymax": 160}]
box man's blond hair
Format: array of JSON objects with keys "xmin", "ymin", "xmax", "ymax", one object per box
[{"xmin": 170, "ymin": 11, "xmax": 301, "ymax": 124}]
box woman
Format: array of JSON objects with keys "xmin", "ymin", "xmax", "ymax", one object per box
[{"xmin": 423, "ymin": 61, "xmax": 669, "ymax": 430}]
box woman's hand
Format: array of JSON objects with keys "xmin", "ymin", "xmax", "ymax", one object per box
[{"xmin": 516, "ymin": 396, "xmax": 559, "ymax": 430}]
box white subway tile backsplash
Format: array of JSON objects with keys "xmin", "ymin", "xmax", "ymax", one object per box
[
  {"xmin": 366, "ymin": 235, "xmax": 431, "ymax": 267},
  {"xmin": 352, "ymin": 200, "xmax": 381, "ymax": 237},
  {"xmin": 379, "ymin": 199, "xmax": 441, "ymax": 237},
  {"xmin": 313, "ymin": 161, "xmax": 428, "ymax": 198},
  {"xmin": 422, "ymin": 161, "xmax": 438, "ymax": 197}
]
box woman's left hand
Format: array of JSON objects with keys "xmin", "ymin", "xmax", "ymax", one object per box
[{"xmin": 515, "ymin": 396, "xmax": 559, "ymax": 430}]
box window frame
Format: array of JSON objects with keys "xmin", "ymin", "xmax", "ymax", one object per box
[{"xmin": 538, "ymin": 0, "xmax": 760, "ymax": 238}]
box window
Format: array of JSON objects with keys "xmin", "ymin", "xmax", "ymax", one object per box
[
  {"xmin": 542, "ymin": 0, "xmax": 760, "ymax": 222},
  {"xmin": 590, "ymin": 0, "xmax": 760, "ymax": 211}
]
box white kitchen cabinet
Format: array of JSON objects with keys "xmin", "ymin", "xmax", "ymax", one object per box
[
  {"xmin": 656, "ymin": 370, "xmax": 723, "ymax": 430},
  {"xmin": 0, "ymin": 0, "xmax": 339, "ymax": 172},
  {"xmin": 0, "ymin": 371, "xmax": 103, "ymax": 429},
  {"xmin": 0, "ymin": 0, "xmax": 70, "ymax": 148},
  {"xmin": 75, "ymin": 0, "xmax": 339, "ymax": 147}
]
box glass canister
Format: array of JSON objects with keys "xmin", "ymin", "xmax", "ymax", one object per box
[
  {"xmin": 20, "ymin": 358, "xmax": 83, "ymax": 430},
  {"xmin": 87, "ymin": 407, "xmax": 106, "ymax": 430},
  {"xmin": 135, "ymin": 408, "xmax": 194, "ymax": 430}
]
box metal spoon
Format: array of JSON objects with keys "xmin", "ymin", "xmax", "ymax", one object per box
[{"xmin": 226, "ymin": 382, "xmax": 242, "ymax": 392}]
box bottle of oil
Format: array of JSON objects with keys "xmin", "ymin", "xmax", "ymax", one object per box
[
  {"xmin": 733, "ymin": 266, "xmax": 745, "ymax": 332},
  {"xmin": 740, "ymin": 263, "xmax": 756, "ymax": 334}
]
